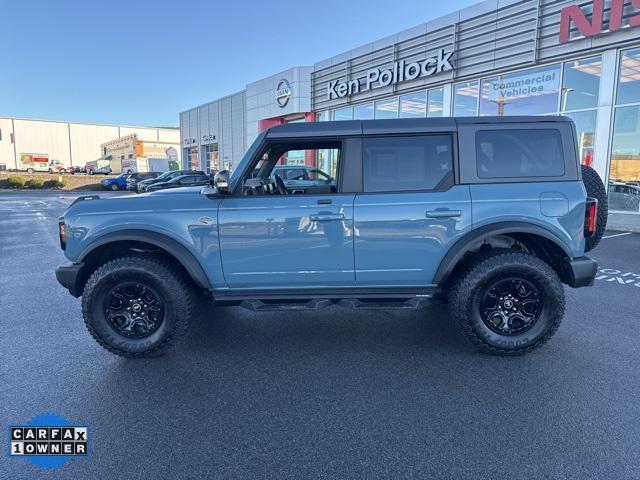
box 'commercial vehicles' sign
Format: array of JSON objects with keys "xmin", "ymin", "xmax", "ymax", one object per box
[
  {"xmin": 488, "ymin": 71, "xmax": 560, "ymax": 102},
  {"xmin": 327, "ymin": 49, "xmax": 454, "ymax": 100},
  {"xmin": 560, "ymin": 0, "xmax": 640, "ymax": 43}
]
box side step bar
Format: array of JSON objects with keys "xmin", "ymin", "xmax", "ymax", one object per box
[{"xmin": 213, "ymin": 288, "xmax": 439, "ymax": 311}]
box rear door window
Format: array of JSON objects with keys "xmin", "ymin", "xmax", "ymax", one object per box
[
  {"xmin": 476, "ymin": 129, "xmax": 565, "ymax": 179},
  {"xmin": 362, "ymin": 135, "xmax": 454, "ymax": 193}
]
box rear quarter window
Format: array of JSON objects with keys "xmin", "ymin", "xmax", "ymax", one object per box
[{"xmin": 476, "ymin": 129, "xmax": 565, "ymax": 179}]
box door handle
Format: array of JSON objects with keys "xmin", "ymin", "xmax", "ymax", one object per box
[
  {"xmin": 426, "ymin": 209, "xmax": 462, "ymax": 219},
  {"xmin": 310, "ymin": 213, "xmax": 345, "ymax": 222}
]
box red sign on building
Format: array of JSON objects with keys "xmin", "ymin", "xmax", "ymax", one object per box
[{"xmin": 559, "ymin": 0, "xmax": 640, "ymax": 43}]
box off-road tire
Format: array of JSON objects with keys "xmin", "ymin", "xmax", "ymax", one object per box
[
  {"xmin": 448, "ymin": 252, "xmax": 565, "ymax": 356},
  {"xmin": 581, "ymin": 165, "xmax": 607, "ymax": 252},
  {"xmin": 81, "ymin": 256, "xmax": 194, "ymax": 358}
]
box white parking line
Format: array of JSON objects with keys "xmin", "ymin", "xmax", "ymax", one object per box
[{"xmin": 603, "ymin": 232, "xmax": 632, "ymax": 239}]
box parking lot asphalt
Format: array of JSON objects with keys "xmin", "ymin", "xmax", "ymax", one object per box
[{"xmin": 1, "ymin": 191, "xmax": 639, "ymax": 479}]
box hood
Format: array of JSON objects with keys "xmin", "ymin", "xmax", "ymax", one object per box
[
  {"xmin": 147, "ymin": 186, "xmax": 205, "ymax": 195},
  {"xmin": 64, "ymin": 187, "xmax": 206, "ymax": 216}
]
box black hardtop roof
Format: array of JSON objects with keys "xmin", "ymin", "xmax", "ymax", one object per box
[{"xmin": 265, "ymin": 116, "xmax": 574, "ymax": 139}]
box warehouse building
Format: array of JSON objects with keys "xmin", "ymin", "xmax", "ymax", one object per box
[
  {"xmin": 0, "ymin": 117, "xmax": 180, "ymax": 171},
  {"xmin": 181, "ymin": 0, "xmax": 640, "ymax": 219}
]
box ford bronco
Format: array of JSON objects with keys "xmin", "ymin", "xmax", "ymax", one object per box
[{"xmin": 55, "ymin": 117, "xmax": 607, "ymax": 357}]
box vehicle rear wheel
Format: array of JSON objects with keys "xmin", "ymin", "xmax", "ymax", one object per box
[
  {"xmin": 88, "ymin": 169, "xmax": 94, "ymax": 175},
  {"xmin": 81, "ymin": 256, "xmax": 194, "ymax": 358},
  {"xmin": 27, "ymin": 168, "xmax": 35, "ymax": 174},
  {"xmin": 448, "ymin": 252, "xmax": 565, "ymax": 355},
  {"xmin": 48, "ymin": 168, "xmax": 53, "ymax": 174},
  {"xmin": 581, "ymin": 165, "xmax": 608, "ymax": 252}
]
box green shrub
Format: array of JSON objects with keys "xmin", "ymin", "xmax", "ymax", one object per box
[
  {"xmin": 44, "ymin": 179, "xmax": 65, "ymax": 189},
  {"xmin": 6, "ymin": 176, "xmax": 26, "ymax": 189},
  {"xmin": 27, "ymin": 178, "xmax": 44, "ymax": 189}
]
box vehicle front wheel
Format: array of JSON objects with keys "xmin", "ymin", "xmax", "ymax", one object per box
[
  {"xmin": 88, "ymin": 169, "xmax": 94, "ymax": 175},
  {"xmin": 81, "ymin": 256, "xmax": 195, "ymax": 358},
  {"xmin": 110, "ymin": 183, "xmax": 119, "ymax": 191},
  {"xmin": 448, "ymin": 252, "xmax": 565, "ymax": 355}
]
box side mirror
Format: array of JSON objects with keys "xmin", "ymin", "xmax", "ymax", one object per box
[{"xmin": 212, "ymin": 170, "xmax": 230, "ymax": 194}]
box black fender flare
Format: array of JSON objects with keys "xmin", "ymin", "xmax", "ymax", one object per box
[
  {"xmin": 433, "ymin": 222, "xmax": 572, "ymax": 285},
  {"xmin": 78, "ymin": 229, "xmax": 212, "ymax": 290}
]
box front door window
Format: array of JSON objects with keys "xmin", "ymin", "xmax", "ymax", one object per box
[{"xmin": 217, "ymin": 139, "xmax": 355, "ymax": 289}]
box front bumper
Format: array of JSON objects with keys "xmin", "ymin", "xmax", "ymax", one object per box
[
  {"xmin": 565, "ymin": 256, "xmax": 598, "ymax": 288},
  {"xmin": 55, "ymin": 262, "xmax": 85, "ymax": 297}
]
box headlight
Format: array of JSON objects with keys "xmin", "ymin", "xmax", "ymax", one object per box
[{"xmin": 58, "ymin": 218, "xmax": 67, "ymax": 250}]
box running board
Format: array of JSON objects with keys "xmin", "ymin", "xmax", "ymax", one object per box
[{"xmin": 213, "ymin": 288, "xmax": 438, "ymax": 311}]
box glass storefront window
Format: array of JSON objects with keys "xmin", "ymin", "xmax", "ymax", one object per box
[
  {"xmin": 185, "ymin": 147, "xmax": 199, "ymax": 170},
  {"xmin": 561, "ymin": 56, "xmax": 601, "ymax": 111},
  {"xmin": 427, "ymin": 88, "xmax": 445, "ymax": 118},
  {"xmin": 203, "ymin": 144, "xmax": 219, "ymax": 173},
  {"xmin": 399, "ymin": 91, "xmax": 427, "ymax": 118},
  {"xmin": 375, "ymin": 98, "xmax": 399, "ymax": 119},
  {"xmin": 564, "ymin": 110, "xmax": 597, "ymax": 166},
  {"xmin": 480, "ymin": 64, "xmax": 561, "ymax": 116},
  {"xmin": 453, "ymin": 81, "xmax": 479, "ymax": 116},
  {"xmin": 333, "ymin": 107, "xmax": 353, "ymax": 121},
  {"xmin": 353, "ymin": 103, "xmax": 374, "ymax": 120},
  {"xmin": 610, "ymin": 106, "xmax": 640, "ymax": 182},
  {"xmin": 317, "ymin": 111, "xmax": 330, "ymax": 122},
  {"xmin": 617, "ymin": 48, "xmax": 640, "ymax": 106}
]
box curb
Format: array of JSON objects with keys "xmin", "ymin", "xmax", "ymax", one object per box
[
  {"xmin": 0, "ymin": 189, "xmax": 130, "ymax": 194},
  {"xmin": 607, "ymin": 225, "xmax": 640, "ymax": 233}
]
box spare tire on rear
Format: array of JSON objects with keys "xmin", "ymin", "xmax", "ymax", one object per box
[{"xmin": 581, "ymin": 165, "xmax": 608, "ymax": 252}]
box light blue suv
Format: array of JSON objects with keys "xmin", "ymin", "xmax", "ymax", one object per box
[{"xmin": 56, "ymin": 117, "xmax": 607, "ymax": 357}]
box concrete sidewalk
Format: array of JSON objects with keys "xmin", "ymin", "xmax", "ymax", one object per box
[{"xmin": 609, "ymin": 211, "xmax": 640, "ymax": 232}]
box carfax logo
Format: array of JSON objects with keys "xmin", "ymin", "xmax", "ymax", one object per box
[{"xmin": 8, "ymin": 413, "xmax": 90, "ymax": 469}]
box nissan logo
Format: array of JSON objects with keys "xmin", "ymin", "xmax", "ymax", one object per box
[{"xmin": 276, "ymin": 79, "xmax": 292, "ymax": 108}]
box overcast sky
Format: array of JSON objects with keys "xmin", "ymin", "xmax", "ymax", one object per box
[{"xmin": 1, "ymin": 0, "xmax": 480, "ymax": 126}]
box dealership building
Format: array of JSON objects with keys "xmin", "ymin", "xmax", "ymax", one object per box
[{"xmin": 181, "ymin": 0, "xmax": 640, "ymax": 214}]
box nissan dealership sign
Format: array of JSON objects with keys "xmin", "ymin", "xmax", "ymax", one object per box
[
  {"xmin": 326, "ymin": 48, "xmax": 455, "ymax": 100},
  {"xmin": 276, "ymin": 79, "xmax": 292, "ymax": 108},
  {"xmin": 559, "ymin": 0, "xmax": 640, "ymax": 43}
]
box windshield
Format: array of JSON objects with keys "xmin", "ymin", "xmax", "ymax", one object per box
[{"xmin": 156, "ymin": 171, "xmax": 174, "ymax": 180}]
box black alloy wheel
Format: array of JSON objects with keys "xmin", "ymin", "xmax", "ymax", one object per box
[
  {"xmin": 103, "ymin": 282, "xmax": 164, "ymax": 338},
  {"xmin": 480, "ymin": 278, "xmax": 542, "ymax": 336}
]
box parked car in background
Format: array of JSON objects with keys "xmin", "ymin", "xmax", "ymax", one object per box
[
  {"xmin": 125, "ymin": 172, "xmax": 162, "ymax": 191},
  {"xmin": 66, "ymin": 166, "xmax": 83, "ymax": 174},
  {"xmin": 145, "ymin": 173, "xmax": 209, "ymax": 192},
  {"xmin": 46, "ymin": 160, "xmax": 70, "ymax": 174},
  {"xmin": 136, "ymin": 170, "xmax": 206, "ymax": 193},
  {"xmin": 101, "ymin": 173, "xmax": 131, "ymax": 191},
  {"xmin": 608, "ymin": 182, "xmax": 640, "ymax": 212},
  {"xmin": 270, "ymin": 165, "xmax": 335, "ymax": 194}
]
